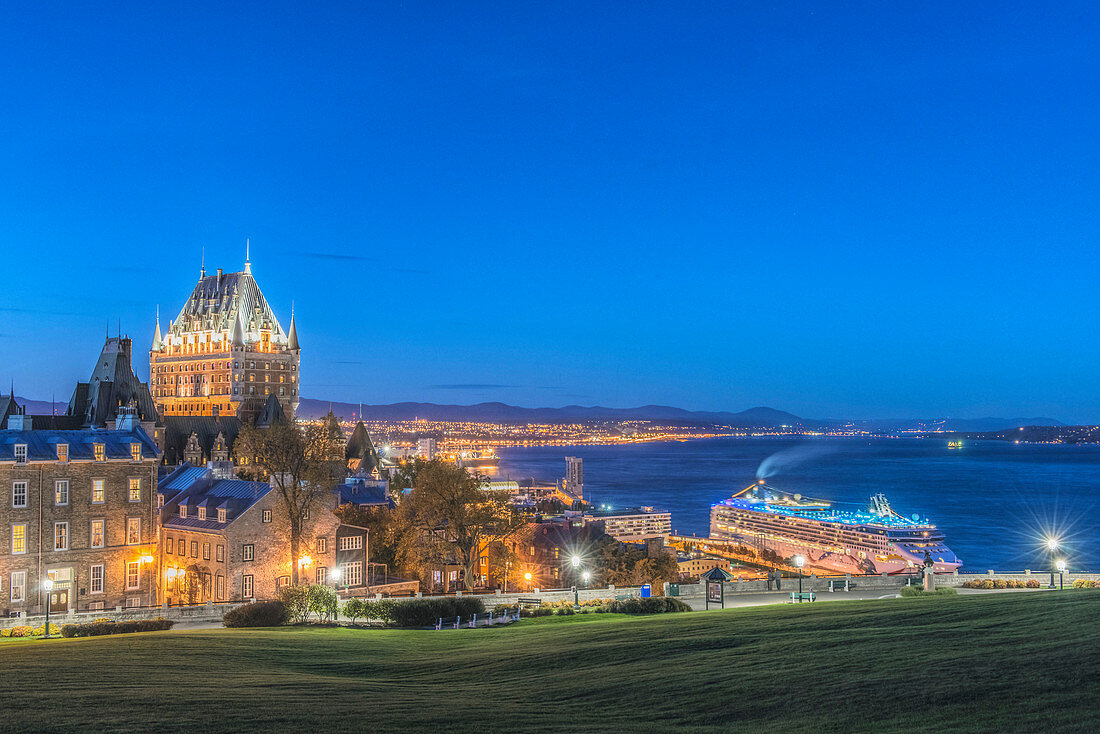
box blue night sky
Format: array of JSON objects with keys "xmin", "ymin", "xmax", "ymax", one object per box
[{"xmin": 2, "ymin": 3, "xmax": 1099, "ymax": 422}]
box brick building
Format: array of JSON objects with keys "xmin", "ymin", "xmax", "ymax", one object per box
[{"xmin": 1, "ymin": 406, "xmax": 160, "ymax": 616}]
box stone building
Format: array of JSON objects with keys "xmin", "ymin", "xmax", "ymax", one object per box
[
  {"xmin": 149, "ymin": 250, "xmax": 300, "ymax": 424},
  {"xmin": 0, "ymin": 405, "xmax": 161, "ymax": 616},
  {"xmin": 157, "ymin": 464, "xmax": 357, "ymax": 602}
]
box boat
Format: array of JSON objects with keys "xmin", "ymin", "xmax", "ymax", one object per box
[
  {"xmin": 947, "ymin": 440, "xmax": 964, "ymax": 449},
  {"xmin": 455, "ymin": 449, "xmax": 500, "ymax": 468},
  {"xmin": 709, "ymin": 481, "xmax": 962, "ymax": 575}
]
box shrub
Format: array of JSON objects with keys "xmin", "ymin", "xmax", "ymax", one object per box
[
  {"xmin": 342, "ymin": 598, "xmax": 367, "ymax": 624},
  {"xmin": 605, "ymin": 597, "xmax": 692, "ymax": 615},
  {"xmin": 901, "ymin": 586, "xmax": 957, "ymax": 597},
  {"xmin": 276, "ymin": 585, "xmax": 311, "ymax": 623},
  {"xmin": 223, "ymin": 601, "xmax": 287, "ymax": 628},
  {"xmin": 386, "ymin": 597, "xmax": 486, "ymax": 628},
  {"xmin": 992, "ymin": 579, "xmax": 1007, "ymax": 589},
  {"xmin": 9, "ymin": 626, "xmax": 35, "ymax": 638},
  {"xmin": 307, "ymin": 585, "xmax": 338, "ymax": 622},
  {"xmin": 555, "ymin": 606, "xmax": 575, "ymax": 616},
  {"xmin": 1026, "ymin": 579, "xmax": 1041, "ymax": 588},
  {"xmin": 32, "ymin": 623, "xmax": 63, "ymax": 636},
  {"xmin": 1073, "ymin": 579, "xmax": 1097, "ymax": 589},
  {"xmin": 59, "ymin": 619, "xmax": 174, "ymax": 637}
]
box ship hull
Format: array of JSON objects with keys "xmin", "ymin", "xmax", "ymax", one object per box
[{"xmin": 723, "ymin": 532, "xmax": 961, "ymax": 575}]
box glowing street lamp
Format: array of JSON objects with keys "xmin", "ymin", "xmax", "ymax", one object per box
[
  {"xmin": 43, "ymin": 578, "xmax": 55, "ymax": 638},
  {"xmin": 794, "ymin": 556, "xmax": 805, "ymax": 602},
  {"xmin": 1047, "ymin": 539, "xmax": 1059, "ymax": 589},
  {"xmin": 524, "ymin": 571, "xmax": 532, "ymax": 590},
  {"xmin": 582, "ymin": 571, "xmax": 591, "ymax": 588},
  {"xmin": 1056, "ymin": 559, "xmax": 1066, "ymax": 590}
]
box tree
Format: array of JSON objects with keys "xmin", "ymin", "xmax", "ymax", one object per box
[
  {"xmin": 234, "ymin": 419, "xmax": 345, "ymax": 586},
  {"xmin": 592, "ymin": 537, "xmax": 679, "ymax": 588},
  {"xmin": 396, "ymin": 460, "xmax": 522, "ymax": 592}
]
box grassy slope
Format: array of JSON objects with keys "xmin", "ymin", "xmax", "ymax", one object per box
[{"xmin": 2, "ymin": 592, "xmax": 1098, "ymax": 734}]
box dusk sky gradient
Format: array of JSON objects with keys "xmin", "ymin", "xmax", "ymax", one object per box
[{"xmin": 3, "ymin": 3, "xmax": 1100, "ymax": 421}]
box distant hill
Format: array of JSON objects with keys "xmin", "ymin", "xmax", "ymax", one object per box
[
  {"xmin": 297, "ymin": 399, "xmax": 806, "ymax": 427},
  {"xmin": 11, "ymin": 396, "xmax": 69, "ymax": 416}
]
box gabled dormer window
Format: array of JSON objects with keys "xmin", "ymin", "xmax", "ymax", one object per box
[
  {"xmin": 198, "ymin": 506, "xmax": 207, "ymax": 520},
  {"xmin": 14, "ymin": 444, "xmax": 27, "ymax": 464},
  {"xmin": 179, "ymin": 504, "xmax": 188, "ymax": 519},
  {"xmin": 94, "ymin": 443, "xmax": 105, "ymax": 462},
  {"xmin": 217, "ymin": 508, "xmax": 227, "ymax": 523},
  {"xmin": 131, "ymin": 443, "xmax": 142, "ymax": 462},
  {"xmin": 57, "ymin": 444, "xmax": 68, "ymax": 462}
]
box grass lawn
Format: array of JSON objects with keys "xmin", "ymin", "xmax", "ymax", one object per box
[{"xmin": 2, "ymin": 591, "xmax": 1098, "ymax": 733}]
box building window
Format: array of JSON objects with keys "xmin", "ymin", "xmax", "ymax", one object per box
[
  {"xmin": 302, "ymin": 507, "xmax": 310, "ymax": 521},
  {"xmin": 203, "ymin": 543, "xmax": 211, "ymax": 560},
  {"xmin": 243, "ymin": 544, "xmax": 255, "ymax": 562},
  {"xmin": 275, "ymin": 575, "xmax": 290, "ymax": 590},
  {"xmin": 92, "ymin": 479, "xmax": 105, "ymax": 504},
  {"xmin": 55, "ymin": 480, "xmax": 69, "ymax": 506},
  {"xmin": 180, "ymin": 504, "xmax": 187, "ymax": 518},
  {"xmin": 57, "ymin": 444, "xmax": 68, "ymax": 462},
  {"xmin": 54, "ymin": 522, "xmax": 69, "ymax": 551},
  {"xmin": 14, "ymin": 444, "xmax": 27, "ymax": 463},
  {"xmin": 90, "ymin": 564, "xmax": 104, "ymax": 594},
  {"xmin": 129, "ymin": 478, "xmax": 141, "ymax": 502},
  {"xmin": 90, "ymin": 519, "xmax": 105, "ymax": 548},
  {"xmin": 317, "ymin": 567, "xmax": 327, "ymax": 585},
  {"xmin": 317, "ymin": 537, "xmax": 327, "ymax": 554},
  {"xmin": 131, "ymin": 443, "xmax": 142, "ymax": 462},
  {"xmin": 94, "ymin": 443, "xmax": 105, "ymax": 462},
  {"xmin": 177, "ymin": 538, "xmax": 185, "ymax": 556},
  {"xmin": 341, "ymin": 562, "xmax": 363, "ymax": 586},
  {"xmin": 242, "ymin": 574, "xmax": 254, "ymax": 599},
  {"xmin": 215, "ymin": 573, "xmax": 225, "ymax": 601},
  {"xmin": 11, "ymin": 571, "xmax": 25, "ymax": 602},
  {"xmin": 127, "ymin": 518, "xmax": 140, "ymax": 545},
  {"xmin": 165, "ymin": 535, "xmax": 173, "ymax": 554},
  {"xmin": 216, "ymin": 544, "xmax": 225, "ymax": 563},
  {"xmin": 158, "ymin": 494, "xmax": 165, "ymax": 509},
  {"xmin": 217, "ymin": 507, "xmax": 226, "ymax": 523},
  {"xmin": 191, "ymin": 540, "xmax": 198, "ymax": 557},
  {"xmin": 89, "ymin": 601, "xmax": 104, "ymax": 611},
  {"xmin": 126, "ymin": 561, "xmax": 140, "ymax": 590},
  {"xmin": 262, "ymin": 510, "xmax": 272, "ymax": 523},
  {"xmin": 126, "ymin": 596, "xmax": 140, "ymax": 608},
  {"xmin": 198, "ymin": 506, "xmax": 207, "ymax": 520},
  {"xmin": 11, "ymin": 523, "xmax": 27, "ymax": 555},
  {"xmin": 338, "ymin": 535, "xmax": 363, "ymax": 551},
  {"xmin": 13, "ymin": 482, "xmax": 27, "ymax": 508}
]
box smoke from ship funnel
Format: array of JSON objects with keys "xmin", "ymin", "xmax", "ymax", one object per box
[{"xmin": 756, "ymin": 443, "xmax": 836, "ymax": 481}]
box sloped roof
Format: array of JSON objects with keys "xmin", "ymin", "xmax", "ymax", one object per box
[
  {"xmin": 159, "ymin": 466, "xmax": 272, "ymax": 531},
  {"xmin": 166, "ymin": 270, "xmax": 288, "ymax": 348},
  {"xmin": 67, "ymin": 337, "xmax": 160, "ymax": 428},
  {"xmin": 336, "ymin": 478, "xmax": 393, "ymax": 508},
  {"xmin": 0, "ymin": 427, "xmax": 159, "ymax": 463},
  {"xmin": 255, "ymin": 393, "xmax": 285, "ymax": 427},
  {"xmin": 163, "ymin": 416, "xmax": 242, "ymax": 465},
  {"xmin": 345, "ymin": 421, "xmax": 379, "ymax": 473},
  {"xmin": 700, "ymin": 567, "xmax": 733, "ymax": 582}
]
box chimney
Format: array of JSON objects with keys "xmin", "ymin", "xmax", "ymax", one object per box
[{"xmin": 115, "ymin": 404, "xmax": 138, "ymax": 432}]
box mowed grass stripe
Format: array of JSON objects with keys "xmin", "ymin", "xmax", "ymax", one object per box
[{"xmin": 1, "ymin": 591, "xmax": 1098, "ymax": 733}]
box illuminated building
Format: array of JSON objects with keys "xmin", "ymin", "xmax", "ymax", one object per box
[
  {"xmin": 583, "ymin": 506, "xmax": 672, "ymax": 542},
  {"xmin": 149, "ymin": 249, "xmax": 300, "ymax": 422}
]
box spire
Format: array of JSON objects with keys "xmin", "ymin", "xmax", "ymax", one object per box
[
  {"xmin": 152, "ymin": 306, "xmax": 164, "ymax": 352},
  {"xmin": 231, "ymin": 312, "xmax": 245, "ymax": 347},
  {"xmin": 244, "ymin": 238, "xmax": 251, "ymax": 275},
  {"xmin": 287, "ymin": 305, "xmax": 299, "ymax": 351},
  {"xmin": 201, "ymin": 246, "xmax": 206, "ymax": 278}
]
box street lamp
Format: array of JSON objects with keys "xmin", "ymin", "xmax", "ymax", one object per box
[
  {"xmin": 1056, "ymin": 559, "xmax": 1066, "ymax": 590},
  {"xmin": 582, "ymin": 570, "xmax": 590, "ymax": 588},
  {"xmin": 43, "ymin": 578, "xmax": 54, "ymax": 638},
  {"xmin": 524, "ymin": 571, "xmax": 532, "ymax": 590},
  {"xmin": 793, "ymin": 556, "xmax": 805, "ymax": 602},
  {"xmin": 1047, "ymin": 539, "xmax": 1059, "ymax": 589}
]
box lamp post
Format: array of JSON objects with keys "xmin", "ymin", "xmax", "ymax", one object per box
[
  {"xmin": 794, "ymin": 556, "xmax": 805, "ymax": 602},
  {"xmin": 582, "ymin": 570, "xmax": 590, "ymax": 589},
  {"xmin": 43, "ymin": 578, "xmax": 54, "ymax": 638},
  {"xmin": 1056, "ymin": 559, "xmax": 1066, "ymax": 590},
  {"xmin": 524, "ymin": 571, "xmax": 532, "ymax": 591},
  {"xmin": 1047, "ymin": 539, "xmax": 1058, "ymax": 589},
  {"xmin": 570, "ymin": 555, "xmax": 581, "ymax": 606}
]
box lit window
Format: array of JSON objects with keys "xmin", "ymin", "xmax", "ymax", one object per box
[
  {"xmin": 57, "ymin": 444, "xmax": 68, "ymax": 462},
  {"xmin": 340, "ymin": 562, "xmax": 363, "ymax": 586},
  {"xmin": 12, "ymin": 524, "xmax": 27, "ymax": 555},
  {"xmin": 127, "ymin": 518, "xmax": 140, "ymax": 545},
  {"xmin": 90, "ymin": 564, "xmax": 104, "ymax": 594},
  {"xmin": 317, "ymin": 567, "xmax": 328, "ymax": 585},
  {"xmin": 131, "ymin": 443, "xmax": 142, "ymax": 462},
  {"xmin": 55, "ymin": 480, "xmax": 69, "ymax": 506},
  {"xmin": 177, "ymin": 538, "xmax": 185, "ymax": 555},
  {"xmin": 338, "ymin": 535, "xmax": 363, "ymax": 551},
  {"xmin": 90, "ymin": 519, "xmax": 105, "ymax": 548},
  {"xmin": 129, "ymin": 478, "xmax": 141, "ymax": 502},
  {"xmin": 94, "ymin": 443, "xmax": 105, "ymax": 462},
  {"xmin": 54, "ymin": 522, "xmax": 69, "ymax": 551},
  {"xmin": 12, "ymin": 482, "xmax": 27, "ymax": 508},
  {"xmin": 92, "ymin": 479, "xmax": 105, "ymax": 504}
]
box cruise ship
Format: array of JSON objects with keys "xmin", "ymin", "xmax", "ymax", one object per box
[{"xmin": 710, "ymin": 481, "xmax": 962, "ymax": 575}]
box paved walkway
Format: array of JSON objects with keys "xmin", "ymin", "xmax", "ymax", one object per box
[{"xmin": 681, "ymin": 585, "xmax": 1051, "ymax": 611}]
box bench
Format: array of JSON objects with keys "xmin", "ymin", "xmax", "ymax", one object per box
[
  {"xmin": 789, "ymin": 592, "xmax": 816, "ymax": 603},
  {"xmin": 516, "ymin": 597, "xmax": 542, "ymax": 609},
  {"xmin": 435, "ymin": 616, "xmax": 461, "ymax": 630},
  {"xmin": 828, "ymin": 579, "xmax": 853, "ymax": 592}
]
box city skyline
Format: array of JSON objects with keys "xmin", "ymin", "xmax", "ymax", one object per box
[{"xmin": 4, "ymin": 4, "xmax": 1100, "ymax": 421}]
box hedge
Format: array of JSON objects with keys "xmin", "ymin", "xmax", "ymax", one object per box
[
  {"xmin": 223, "ymin": 601, "xmax": 288, "ymax": 628},
  {"xmin": 961, "ymin": 578, "xmax": 1041, "ymax": 589},
  {"xmin": 387, "ymin": 597, "xmax": 486, "ymax": 627},
  {"xmin": 60, "ymin": 619, "xmax": 174, "ymax": 637},
  {"xmin": 900, "ymin": 585, "xmax": 958, "ymax": 597},
  {"xmin": 604, "ymin": 597, "xmax": 692, "ymax": 614}
]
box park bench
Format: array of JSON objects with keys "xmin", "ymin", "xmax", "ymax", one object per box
[
  {"xmin": 435, "ymin": 616, "xmax": 461, "ymax": 630},
  {"xmin": 828, "ymin": 578, "xmax": 852, "ymax": 592},
  {"xmin": 789, "ymin": 592, "xmax": 816, "ymax": 603},
  {"xmin": 517, "ymin": 597, "xmax": 541, "ymax": 609}
]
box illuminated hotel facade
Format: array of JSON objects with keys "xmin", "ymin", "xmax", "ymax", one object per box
[{"xmin": 149, "ymin": 252, "xmax": 300, "ymax": 421}]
